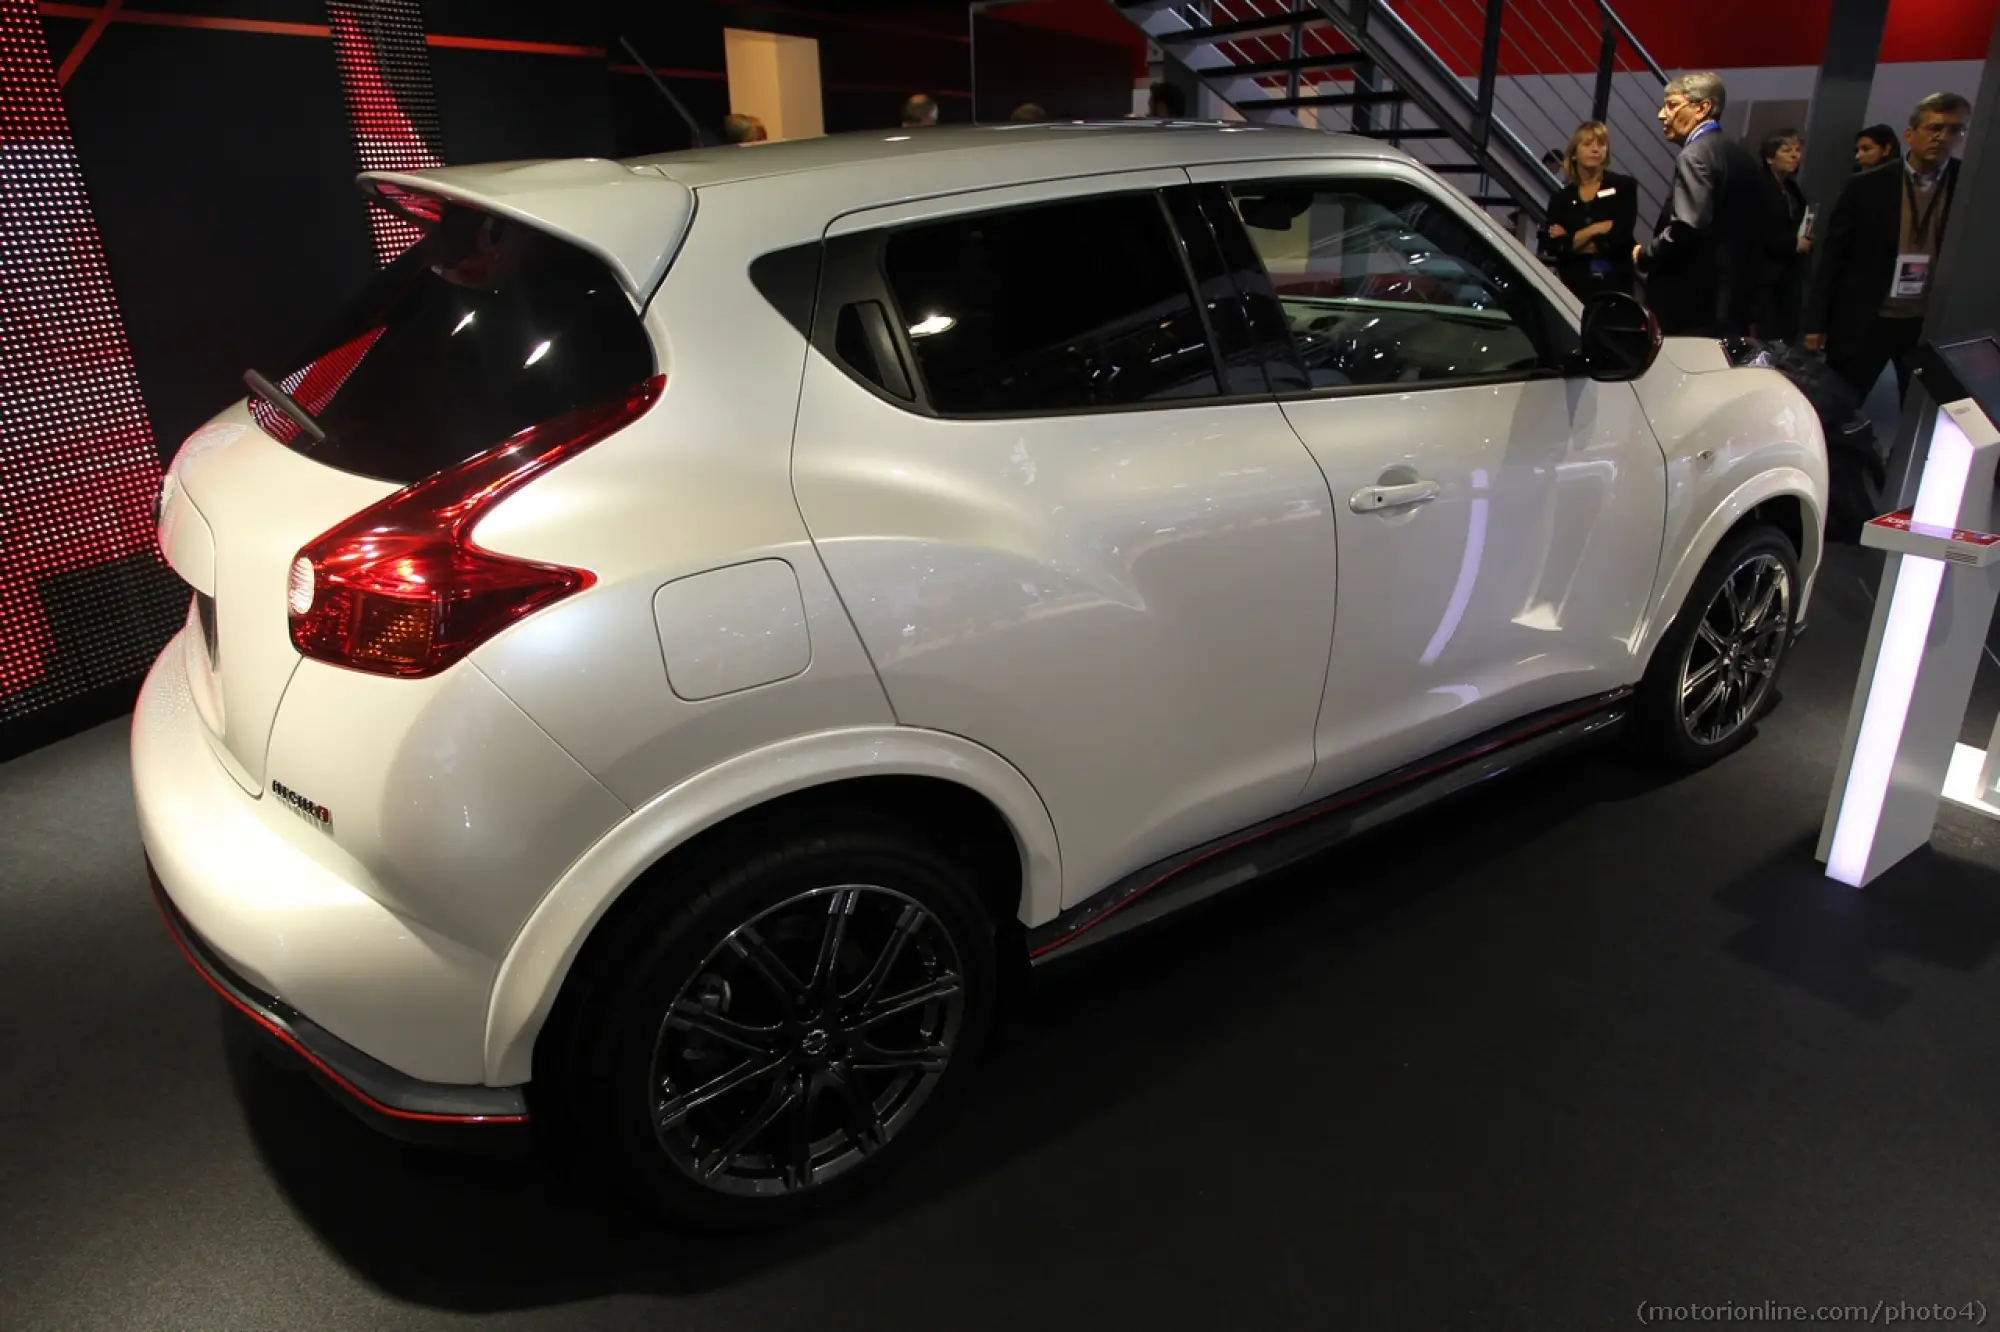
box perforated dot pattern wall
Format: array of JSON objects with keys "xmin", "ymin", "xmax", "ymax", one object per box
[
  {"xmin": 327, "ymin": 0, "xmax": 445, "ymax": 264},
  {"xmin": 0, "ymin": 0, "xmax": 185, "ymax": 733}
]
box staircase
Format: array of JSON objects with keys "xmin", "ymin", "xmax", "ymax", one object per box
[{"xmin": 1113, "ymin": 0, "xmax": 1675, "ymax": 236}]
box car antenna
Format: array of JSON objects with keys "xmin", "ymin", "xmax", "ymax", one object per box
[{"xmin": 618, "ymin": 35, "xmax": 712, "ymax": 149}]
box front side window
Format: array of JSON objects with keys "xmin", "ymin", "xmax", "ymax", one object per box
[
  {"xmin": 1228, "ymin": 178, "xmax": 1560, "ymax": 390},
  {"xmin": 880, "ymin": 193, "xmax": 1219, "ymax": 415}
]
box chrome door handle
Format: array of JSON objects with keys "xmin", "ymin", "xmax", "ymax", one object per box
[{"xmin": 1349, "ymin": 480, "xmax": 1440, "ymax": 513}]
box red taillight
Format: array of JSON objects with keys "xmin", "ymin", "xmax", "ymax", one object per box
[{"xmin": 288, "ymin": 375, "xmax": 664, "ymax": 678}]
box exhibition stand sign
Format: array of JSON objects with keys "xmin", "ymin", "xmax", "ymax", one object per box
[{"xmin": 1819, "ymin": 336, "xmax": 2000, "ymax": 886}]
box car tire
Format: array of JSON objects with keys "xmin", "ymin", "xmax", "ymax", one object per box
[
  {"xmin": 1633, "ymin": 523, "xmax": 1801, "ymax": 769},
  {"xmin": 564, "ymin": 812, "xmax": 998, "ymax": 1232}
]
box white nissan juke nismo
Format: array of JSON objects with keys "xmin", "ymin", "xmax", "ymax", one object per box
[{"xmin": 134, "ymin": 122, "xmax": 1827, "ymax": 1229}]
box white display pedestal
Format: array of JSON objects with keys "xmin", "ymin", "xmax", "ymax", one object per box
[
  {"xmin": 1817, "ymin": 379, "xmax": 2000, "ymax": 887},
  {"xmin": 1941, "ymin": 741, "xmax": 2000, "ymax": 817}
]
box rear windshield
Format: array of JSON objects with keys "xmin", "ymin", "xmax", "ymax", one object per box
[{"xmin": 254, "ymin": 203, "xmax": 655, "ymax": 485}]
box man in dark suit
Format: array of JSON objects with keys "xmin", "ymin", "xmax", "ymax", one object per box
[
  {"xmin": 1804, "ymin": 93, "xmax": 1971, "ymax": 404},
  {"xmin": 1632, "ymin": 72, "xmax": 1770, "ymax": 337}
]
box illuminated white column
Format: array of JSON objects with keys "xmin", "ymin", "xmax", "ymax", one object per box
[{"xmin": 1818, "ymin": 401, "xmax": 2000, "ymax": 886}]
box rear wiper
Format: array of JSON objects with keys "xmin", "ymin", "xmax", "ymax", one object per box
[{"xmin": 243, "ymin": 368, "xmax": 328, "ymax": 445}]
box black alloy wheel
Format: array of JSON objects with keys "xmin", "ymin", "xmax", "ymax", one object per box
[
  {"xmin": 1635, "ymin": 523, "xmax": 1800, "ymax": 768},
  {"xmin": 650, "ymin": 884, "xmax": 968, "ymax": 1197},
  {"xmin": 1675, "ymin": 550, "xmax": 1793, "ymax": 748},
  {"xmin": 566, "ymin": 815, "xmax": 997, "ymax": 1231}
]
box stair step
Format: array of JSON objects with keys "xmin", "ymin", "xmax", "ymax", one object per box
[
  {"xmin": 1154, "ymin": 12, "xmax": 1330, "ymax": 47},
  {"xmin": 1193, "ymin": 51, "xmax": 1368, "ymax": 80},
  {"xmin": 1248, "ymin": 88, "xmax": 1408, "ymax": 111}
]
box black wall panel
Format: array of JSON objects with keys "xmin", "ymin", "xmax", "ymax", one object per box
[
  {"xmin": 89, "ymin": 0, "xmax": 326, "ymax": 17},
  {"xmin": 973, "ymin": 12, "xmax": 1132, "ymax": 122},
  {"xmin": 608, "ymin": 70, "xmax": 728, "ymax": 157},
  {"xmin": 424, "ymin": 0, "xmax": 603, "ymax": 47},
  {"xmin": 58, "ymin": 24, "xmax": 376, "ymax": 456},
  {"xmin": 424, "ymin": 0, "xmax": 616, "ymax": 164},
  {"xmin": 429, "ymin": 48, "xmax": 618, "ymax": 164}
]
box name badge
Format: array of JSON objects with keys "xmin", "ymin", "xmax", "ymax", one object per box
[
  {"xmin": 1596, "ymin": 187, "xmax": 1617, "ymax": 197},
  {"xmin": 1892, "ymin": 253, "xmax": 1932, "ymax": 299}
]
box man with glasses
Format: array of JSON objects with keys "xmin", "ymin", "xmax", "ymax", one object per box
[
  {"xmin": 1633, "ymin": 72, "xmax": 1769, "ymax": 337},
  {"xmin": 1805, "ymin": 93, "xmax": 1972, "ymax": 403}
]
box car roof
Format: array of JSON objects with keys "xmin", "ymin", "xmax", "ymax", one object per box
[{"xmin": 624, "ymin": 120, "xmax": 1403, "ymax": 191}]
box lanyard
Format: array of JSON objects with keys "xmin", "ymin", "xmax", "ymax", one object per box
[
  {"xmin": 1685, "ymin": 120, "xmax": 1720, "ymax": 145},
  {"xmin": 1905, "ymin": 165, "xmax": 1947, "ymax": 240}
]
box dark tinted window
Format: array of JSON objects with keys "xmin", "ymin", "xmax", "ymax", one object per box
[
  {"xmin": 1229, "ymin": 179, "xmax": 1560, "ymax": 390},
  {"xmin": 255, "ymin": 204, "xmax": 655, "ymax": 484},
  {"xmin": 881, "ymin": 193, "xmax": 1218, "ymax": 415}
]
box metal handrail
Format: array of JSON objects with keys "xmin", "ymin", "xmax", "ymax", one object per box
[
  {"xmin": 1494, "ymin": 4, "xmax": 1625, "ymax": 141},
  {"xmin": 1503, "ymin": 0, "xmax": 1672, "ymax": 198},
  {"xmin": 1124, "ymin": 0, "xmax": 1677, "ymax": 229},
  {"xmin": 1320, "ymin": 0, "xmax": 1561, "ymax": 211},
  {"xmin": 1595, "ymin": 0, "xmax": 1665, "ymax": 82}
]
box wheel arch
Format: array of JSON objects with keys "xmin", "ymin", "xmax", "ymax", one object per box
[
  {"xmin": 1637, "ymin": 468, "xmax": 1823, "ymax": 673},
  {"xmin": 483, "ymin": 725, "xmax": 1061, "ymax": 1086}
]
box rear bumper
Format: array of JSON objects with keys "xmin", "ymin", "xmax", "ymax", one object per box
[
  {"xmin": 149, "ymin": 865, "xmax": 530, "ymax": 1146},
  {"xmin": 131, "ymin": 632, "xmax": 528, "ymax": 1140}
]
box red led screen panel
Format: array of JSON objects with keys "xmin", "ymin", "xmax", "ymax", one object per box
[
  {"xmin": 327, "ymin": 0, "xmax": 446, "ymax": 265},
  {"xmin": 1, "ymin": 0, "xmax": 184, "ymax": 732}
]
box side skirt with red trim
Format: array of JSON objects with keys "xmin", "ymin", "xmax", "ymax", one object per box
[{"xmin": 1025, "ymin": 688, "xmax": 1634, "ymax": 965}]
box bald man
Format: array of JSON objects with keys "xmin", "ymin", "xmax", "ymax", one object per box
[{"xmin": 721, "ymin": 113, "xmax": 767, "ymax": 144}]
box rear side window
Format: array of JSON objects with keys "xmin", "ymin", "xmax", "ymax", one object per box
[
  {"xmin": 254, "ymin": 204, "xmax": 655, "ymax": 484},
  {"xmin": 879, "ymin": 194, "xmax": 1219, "ymax": 415}
]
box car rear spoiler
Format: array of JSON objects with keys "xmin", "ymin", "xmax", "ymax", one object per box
[{"xmin": 357, "ymin": 159, "xmax": 696, "ymax": 305}]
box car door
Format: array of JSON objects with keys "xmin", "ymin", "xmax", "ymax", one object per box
[
  {"xmin": 1187, "ymin": 162, "xmax": 1668, "ymax": 801},
  {"xmin": 788, "ymin": 173, "xmax": 1340, "ymax": 904}
]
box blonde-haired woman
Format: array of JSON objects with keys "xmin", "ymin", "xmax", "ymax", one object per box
[{"xmin": 1543, "ymin": 121, "xmax": 1639, "ymax": 299}]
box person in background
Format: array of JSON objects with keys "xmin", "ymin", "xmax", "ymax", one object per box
[
  {"xmin": 1542, "ymin": 121, "xmax": 1638, "ymax": 299},
  {"xmin": 1854, "ymin": 123, "xmax": 1898, "ymax": 170},
  {"xmin": 1805, "ymin": 92, "xmax": 1971, "ymax": 403},
  {"xmin": 720, "ymin": 112, "xmax": 767, "ymax": 145},
  {"xmin": 1010, "ymin": 103, "xmax": 1047, "ymax": 123},
  {"xmin": 1147, "ymin": 82, "xmax": 1187, "ymax": 118},
  {"xmin": 902, "ymin": 94, "xmax": 939, "ymax": 128},
  {"xmin": 1757, "ymin": 129, "xmax": 1812, "ymax": 341},
  {"xmin": 1633, "ymin": 72, "xmax": 1766, "ymax": 337}
]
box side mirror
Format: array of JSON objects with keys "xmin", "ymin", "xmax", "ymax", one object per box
[{"xmin": 1578, "ymin": 290, "xmax": 1662, "ymax": 381}]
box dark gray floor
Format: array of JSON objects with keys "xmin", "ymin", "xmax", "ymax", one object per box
[{"xmin": 6, "ymin": 542, "xmax": 2000, "ymax": 1331}]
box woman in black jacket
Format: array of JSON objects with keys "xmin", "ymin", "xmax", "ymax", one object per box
[
  {"xmin": 1757, "ymin": 128, "xmax": 1813, "ymax": 342},
  {"xmin": 1542, "ymin": 121, "xmax": 1638, "ymax": 299}
]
